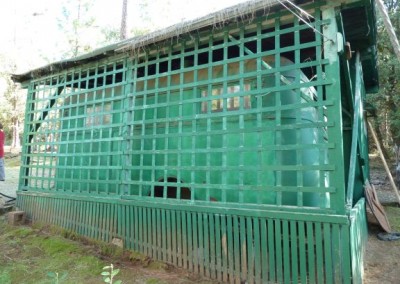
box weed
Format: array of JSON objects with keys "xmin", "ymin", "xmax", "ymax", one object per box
[
  {"xmin": 47, "ymin": 272, "xmax": 68, "ymax": 284},
  {"xmin": 60, "ymin": 228, "xmax": 80, "ymax": 240},
  {"xmin": 10, "ymin": 227, "xmax": 32, "ymax": 238},
  {"xmin": 101, "ymin": 264, "xmax": 122, "ymax": 284},
  {"xmin": 99, "ymin": 242, "xmax": 124, "ymax": 258}
]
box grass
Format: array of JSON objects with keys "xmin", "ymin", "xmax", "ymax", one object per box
[
  {"xmin": 385, "ymin": 204, "xmax": 400, "ymax": 232},
  {"xmin": 0, "ymin": 216, "xmax": 217, "ymax": 284},
  {"xmin": 0, "ymin": 219, "xmax": 104, "ymax": 283}
]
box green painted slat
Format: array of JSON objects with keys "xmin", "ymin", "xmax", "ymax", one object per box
[
  {"xmin": 79, "ymin": 201, "xmax": 84, "ymax": 236},
  {"xmin": 55, "ymin": 198, "xmax": 61, "ymax": 227},
  {"xmin": 275, "ymin": 219, "xmax": 283, "ymax": 282},
  {"xmin": 298, "ymin": 221, "xmax": 307, "ymax": 283},
  {"xmin": 252, "ymin": 219, "xmax": 261, "ymax": 281},
  {"xmin": 233, "ymin": 216, "xmax": 241, "ymax": 283},
  {"xmin": 315, "ymin": 222, "xmax": 324, "ymax": 283},
  {"xmin": 290, "ymin": 220, "xmax": 299, "ymax": 283},
  {"xmin": 90, "ymin": 202, "xmax": 96, "ymax": 239},
  {"xmin": 105, "ymin": 204, "xmax": 110, "ymax": 242},
  {"xmin": 187, "ymin": 211, "xmax": 194, "ymax": 272},
  {"xmin": 208, "ymin": 213, "xmax": 215, "ymax": 279},
  {"xmin": 60, "ymin": 199, "xmax": 65, "ymax": 228},
  {"xmin": 260, "ymin": 219, "xmax": 268, "ymax": 282},
  {"xmin": 84, "ymin": 202, "xmax": 93, "ymax": 238},
  {"xmin": 133, "ymin": 206, "xmax": 138, "ymax": 251},
  {"xmin": 221, "ymin": 216, "xmax": 228, "ymax": 282},
  {"xmin": 138, "ymin": 206, "xmax": 143, "ymax": 253},
  {"xmin": 172, "ymin": 210, "xmax": 177, "ymax": 266},
  {"xmin": 267, "ymin": 218, "xmax": 276, "ymax": 282},
  {"xmin": 100, "ymin": 203, "xmax": 105, "ymax": 242},
  {"xmin": 161, "ymin": 209, "xmax": 167, "ymax": 262},
  {"xmin": 181, "ymin": 211, "xmax": 188, "ymax": 269},
  {"xmin": 128, "ymin": 206, "xmax": 137, "ymax": 250},
  {"xmin": 192, "ymin": 212, "xmax": 199, "ymax": 274},
  {"xmin": 152, "ymin": 206, "xmax": 157, "ymax": 258},
  {"xmin": 306, "ymin": 221, "xmax": 316, "ymax": 284},
  {"xmin": 324, "ymin": 222, "xmax": 333, "ymax": 283},
  {"xmin": 69, "ymin": 200, "xmax": 75, "ymax": 233},
  {"xmin": 145, "ymin": 207, "xmax": 151, "ymax": 257},
  {"xmin": 203, "ymin": 213, "xmax": 210, "ymax": 278},
  {"xmin": 215, "ymin": 215, "xmax": 222, "ymax": 281},
  {"xmin": 95, "ymin": 202, "xmax": 100, "ymax": 240},
  {"xmin": 124, "ymin": 206, "xmax": 129, "ymax": 249},
  {"xmin": 93, "ymin": 202, "xmax": 99, "ymax": 241},
  {"xmin": 227, "ymin": 216, "xmax": 234, "ymax": 284},
  {"xmin": 246, "ymin": 217, "xmax": 254, "ymax": 284},
  {"xmin": 78, "ymin": 201, "xmax": 85, "ymax": 236},
  {"xmin": 282, "ymin": 220, "xmax": 290, "ymax": 284},
  {"xmin": 157, "ymin": 208, "xmax": 162, "ymax": 261},
  {"xmin": 197, "ymin": 212, "xmax": 204, "ymax": 276},
  {"xmin": 86, "ymin": 202, "xmax": 92, "ymax": 239}
]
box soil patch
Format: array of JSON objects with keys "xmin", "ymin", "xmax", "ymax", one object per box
[{"xmin": 364, "ymin": 155, "xmax": 400, "ymax": 283}]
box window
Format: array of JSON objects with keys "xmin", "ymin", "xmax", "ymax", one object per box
[
  {"xmin": 201, "ymin": 83, "xmax": 251, "ymax": 113},
  {"xmin": 86, "ymin": 103, "xmax": 112, "ymax": 126}
]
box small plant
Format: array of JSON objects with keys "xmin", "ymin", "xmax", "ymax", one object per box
[
  {"xmin": 47, "ymin": 272, "xmax": 68, "ymax": 284},
  {"xmin": 101, "ymin": 264, "xmax": 122, "ymax": 284}
]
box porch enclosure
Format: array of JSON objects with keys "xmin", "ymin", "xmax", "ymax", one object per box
[{"xmin": 16, "ymin": 1, "xmax": 375, "ymax": 283}]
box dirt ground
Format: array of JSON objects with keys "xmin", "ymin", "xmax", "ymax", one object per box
[
  {"xmin": 1, "ymin": 153, "xmax": 400, "ymax": 283},
  {"xmin": 364, "ymin": 155, "xmax": 400, "ymax": 284}
]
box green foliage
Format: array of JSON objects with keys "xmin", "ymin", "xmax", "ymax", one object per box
[
  {"xmin": 367, "ymin": 0, "xmax": 400, "ymax": 150},
  {"xmin": 57, "ymin": 0, "xmax": 98, "ymax": 59},
  {"xmin": 101, "ymin": 264, "xmax": 122, "ymax": 284},
  {"xmin": 0, "ymin": 56, "xmax": 25, "ymax": 145}
]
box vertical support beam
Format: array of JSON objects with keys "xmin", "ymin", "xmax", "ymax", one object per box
[
  {"xmin": 346, "ymin": 52, "xmax": 362, "ymax": 209},
  {"xmin": 322, "ymin": 7, "xmax": 346, "ymax": 213},
  {"xmin": 121, "ymin": 58, "xmax": 133, "ymax": 196},
  {"xmin": 20, "ymin": 83, "xmax": 35, "ymax": 189}
]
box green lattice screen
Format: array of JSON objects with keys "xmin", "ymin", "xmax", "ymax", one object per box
[
  {"xmin": 124, "ymin": 6, "xmax": 340, "ymax": 209},
  {"xmin": 21, "ymin": 4, "xmax": 344, "ymax": 210},
  {"xmin": 21, "ymin": 60, "xmax": 126, "ymax": 195}
]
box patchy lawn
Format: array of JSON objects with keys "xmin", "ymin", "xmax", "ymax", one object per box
[{"xmin": 0, "ymin": 216, "xmax": 218, "ymax": 284}]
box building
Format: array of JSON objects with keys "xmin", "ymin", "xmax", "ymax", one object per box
[{"xmin": 12, "ymin": 0, "xmax": 378, "ymax": 282}]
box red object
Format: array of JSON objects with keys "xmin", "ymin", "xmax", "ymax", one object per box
[{"xmin": 0, "ymin": 130, "xmax": 4, "ymax": 158}]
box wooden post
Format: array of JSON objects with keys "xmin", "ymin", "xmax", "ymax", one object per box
[{"xmin": 368, "ymin": 120, "xmax": 400, "ymax": 205}]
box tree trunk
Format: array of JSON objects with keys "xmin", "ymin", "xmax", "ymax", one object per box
[
  {"xmin": 120, "ymin": 0, "xmax": 128, "ymax": 40},
  {"xmin": 11, "ymin": 119, "xmax": 21, "ymax": 149}
]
